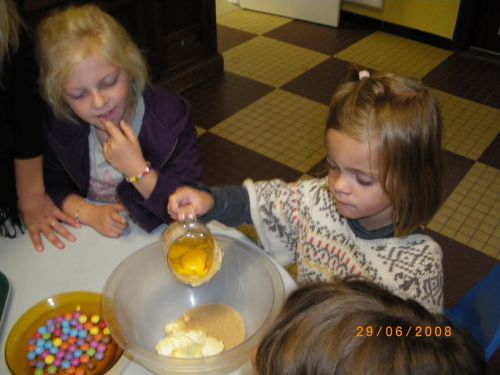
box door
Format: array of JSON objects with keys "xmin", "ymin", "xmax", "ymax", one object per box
[
  {"xmin": 239, "ymin": 0, "xmax": 341, "ymax": 27},
  {"xmin": 454, "ymin": 0, "xmax": 500, "ymax": 54},
  {"xmin": 472, "ymin": 0, "xmax": 500, "ymax": 53}
]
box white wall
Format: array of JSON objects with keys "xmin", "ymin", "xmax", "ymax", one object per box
[{"xmin": 240, "ymin": 0, "xmax": 341, "ymax": 27}]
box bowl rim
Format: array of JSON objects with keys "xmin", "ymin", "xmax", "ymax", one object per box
[{"xmin": 102, "ymin": 234, "xmax": 286, "ymax": 371}]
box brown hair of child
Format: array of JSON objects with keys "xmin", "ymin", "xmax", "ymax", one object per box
[
  {"xmin": 0, "ymin": 0, "xmax": 22, "ymax": 74},
  {"xmin": 255, "ymin": 280, "xmax": 485, "ymax": 375},
  {"xmin": 326, "ymin": 70, "xmax": 443, "ymax": 236}
]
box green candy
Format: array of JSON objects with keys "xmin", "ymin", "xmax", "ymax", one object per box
[{"xmin": 87, "ymin": 347, "xmax": 96, "ymax": 357}]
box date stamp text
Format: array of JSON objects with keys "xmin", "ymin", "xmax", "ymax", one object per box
[{"xmin": 356, "ymin": 325, "xmax": 452, "ymax": 337}]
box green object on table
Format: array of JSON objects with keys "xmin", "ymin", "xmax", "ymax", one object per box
[{"xmin": 0, "ymin": 271, "xmax": 10, "ymax": 329}]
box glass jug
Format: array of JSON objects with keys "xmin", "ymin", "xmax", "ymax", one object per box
[{"xmin": 162, "ymin": 215, "xmax": 222, "ymax": 287}]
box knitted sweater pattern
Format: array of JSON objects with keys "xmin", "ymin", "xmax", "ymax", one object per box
[{"xmin": 244, "ymin": 177, "xmax": 443, "ymax": 313}]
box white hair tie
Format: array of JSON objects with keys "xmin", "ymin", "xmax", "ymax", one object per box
[{"xmin": 358, "ymin": 70, "xmax": 370, "ymax": 80}]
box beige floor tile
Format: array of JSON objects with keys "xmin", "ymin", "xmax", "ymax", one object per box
[
  {"xmin": 430, "ymin": 162, "xmax": 499, "ymax": 255},
  {"xmin": 216, "ymin": 0, "xmax": 239, "ymax": 18},
  {"xmin": 426, "ymin": 220, "xmax": 443, "ymax": 232},
  {"xmin": 432, "ymin": 89, "xmax": 500, "ymax": 160},
  {"xmin": 211, "ymin": 89, "xmax": 328, "ymax": 173},
  {"xmin": 216, "ymin": 9, "xmax": 291, "ymax": 35},
  {"xmin": 223, "ymin": 36, "xmax": 329, "ymax": 87},
  {"xmin": 196, "ymin": 126, "xmax": 206, "ymax": 136},
  {"xmin": 482, "ymin": 244, "xmax": 499, "ymax": 260},
  {"xmin": 334, "ymin": 32, "xmax": 452, "ymax": 78}
]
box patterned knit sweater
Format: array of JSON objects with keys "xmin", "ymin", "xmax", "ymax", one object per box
[{"xmin": 244, "ymin": 177, "xmax": 443, "ymax": 313}]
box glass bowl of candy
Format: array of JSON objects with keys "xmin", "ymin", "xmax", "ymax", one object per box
[
  {"xmin": 162, "ymin": 216, "xmax": 223, "ymax": 287},
  {"xmin": 102, "ymin": 234, "xmax": 286, "ymax": 375},
  {"xmin": 5, "ymin": 291, "xmax": 125, "ymax": 375}
]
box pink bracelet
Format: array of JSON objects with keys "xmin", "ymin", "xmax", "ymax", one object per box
[{"xmin": 125, "ymin": 162, "xmax": 151, "ymax": 183}]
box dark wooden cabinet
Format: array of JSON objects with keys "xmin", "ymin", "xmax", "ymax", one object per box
[{"xmin": 21, "ymin": 0, "xmax": 223, "ymax": 92}]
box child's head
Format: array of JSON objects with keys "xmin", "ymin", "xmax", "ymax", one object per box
[
  {"xmin": 255, "ymin": 280, "xmax": 485, "ymax": 375},
  {"xmin": 36, "ymin": 4, "xmax": 148, "ymax": 123},
  {"xmin": 325, "ymin": 70, "xmax": 442, "ymax": 236}
]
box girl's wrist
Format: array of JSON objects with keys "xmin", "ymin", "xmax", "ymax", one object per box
[
  {"xmin": 75, "ymin": 199, "xmax": 93, "ymax": 225},
  {"xmin": 125, "ymin": 161, "xmax": 151, "ymax": 183}
]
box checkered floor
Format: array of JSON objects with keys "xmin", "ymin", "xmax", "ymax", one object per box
[{"xmin": 177, "ymin": 2, "xmax": 500, "ymax": 313}]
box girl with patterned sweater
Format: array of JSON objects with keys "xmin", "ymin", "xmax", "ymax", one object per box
[{"xmin": 168, "ymin": 71, "xmax": 444, "ymax": 313}]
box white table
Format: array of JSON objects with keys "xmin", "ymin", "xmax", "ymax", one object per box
[{"xmin": 0, "ymin": 220, "xmax": 296, "ymax": 374}]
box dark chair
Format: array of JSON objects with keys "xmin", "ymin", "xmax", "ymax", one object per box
[{"xmin": 445, "ymin": 265, "xmax": 500, "ymax": 360}]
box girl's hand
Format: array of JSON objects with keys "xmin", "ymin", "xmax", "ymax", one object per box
[
  {"xmin": 101, "ymin": 120, "xmax": 146, "ymax": 177},
  {"xmin": 167, "ymin": 187, "xmax": 214, "ymax": 221},
  {"xmin": 20, "ymin": 193, "xmax": 78, "ymax": 252},
  {"xmin": 86, "ymin": 203, "xmax": 129, "ymax": 238}
]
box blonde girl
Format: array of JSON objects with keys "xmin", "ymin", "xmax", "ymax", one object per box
[
  {"xmin": 37, "ymin": 5, "xmax": 202, "ymax": 237},
  {"xmin": 168, "ymin": 70, "xmax": 444, "ymax": 312}
]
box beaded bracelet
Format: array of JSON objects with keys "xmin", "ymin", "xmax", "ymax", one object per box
[
  {"xmin": 75, "ymin": 199, "xmax": 88, "ymax": 224},
  {"xmin": 125, "ymin": 161, "xmax": 151, "ymax": 183}
]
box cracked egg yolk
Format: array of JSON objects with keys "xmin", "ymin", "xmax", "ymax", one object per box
[{"xmin": 167, "ymin": 236, "xmax": 214, "ymax": 278}]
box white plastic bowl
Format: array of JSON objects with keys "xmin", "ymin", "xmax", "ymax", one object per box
[{"xmin": 102, "ymin": 234, "xmax": 286, "ymax": 375}]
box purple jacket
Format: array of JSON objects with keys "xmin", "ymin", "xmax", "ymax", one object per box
[{"xmin": 44, "ymin": 85, "xmax": 202, "ymax": 232}]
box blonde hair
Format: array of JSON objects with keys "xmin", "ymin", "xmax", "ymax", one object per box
[
  {"xmin": 0, "ymin": 0, "xmax": 22, "ymax": 75},
  {"xmin": 255, "ymin": 280, "xmax": 485, "ymax": 375},
  {"xmin": 326, "ymin": 71, "xmax": 443, "ymax": 236},
  {"xmin": 36, "ymin": 4, "xmax": 148, "ymax": 121}
]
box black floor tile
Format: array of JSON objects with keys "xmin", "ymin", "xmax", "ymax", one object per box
[
  {"xmin": 424, "ymin": 53, "xmax": 500, "ymax": 109},
  {"xmin": 217, "ymin": 24, "xmax": 256, "ymax": 53},
  {"xmin": 265, "ymin": 19, "xmax": 373, "ymax": 56},
  {"xmin": 198, "ymin": 132, "xmax": 302, "ymax": 186},
  {"xmin": 282, "ymin": 58, "xmax": 355, "ymax": 104},
  {"xmin": 442, "ymin": 149, "xmax": 475, "ymax": 201},
  {"xmin": 478, "ymin": 133, "xmax": 500, "ymax": 170},
  {"xmin": 182, "ymin": 72, "xmax": 274, "ymax": 129}
]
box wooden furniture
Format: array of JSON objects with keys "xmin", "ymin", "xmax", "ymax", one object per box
[{"xmin": 22, "ymin": 0, "xmax": 223, "ymax": 92}]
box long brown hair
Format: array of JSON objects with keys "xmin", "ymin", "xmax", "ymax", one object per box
[
  {"xmin": 255, "ymin": 280, "xmax": 485, "ymax": 375},
  {"xmin": 326, "ymin": 70, "xmax": 443, "ymax": 236},
  {"xmin": 0, "ymin": 0, "xmax": 22, "ymax": 75}
]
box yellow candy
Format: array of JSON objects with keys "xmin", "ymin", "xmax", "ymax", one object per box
[
  {"xmin": 78, "ymin": 315, "xmax": 88, "ymax": 324},
  {"xmin": 90, "ymin": 326, "xmax": 99, "ymax": 336},
  {"xmin": 52, "ymin": 338, "xmax": 62, "ymax": 347},
  {"xmin": 103, "ymin": 327, "xmax": 110, "ymax": 336},
  {"xmin": 45, "ymin": 354, "xmax": 55, "ymax": 365},
  {"xmin": 90, "ymin": 314, "xmax": 100, "ymax": 324}
]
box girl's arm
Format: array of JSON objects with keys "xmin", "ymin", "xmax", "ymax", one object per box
[
  {"xmin": 168, "ymin": 185, "xmax": 252, "ymax": 226},
  {"xmin": 101, "ymin": 120, "xmax": 158, "ymax": 199},
  {"xmin": 15, "ymin": 156, "xmax": 77, "ymax": 251},
  {"xmin": 62, "ymin": 194, "xmax": 128, "ymax": 238},
  {"xmin": 115, "ymin": 113, "xmax": 202, "ymax": 232},
  {"xmin": 243, "ymin": 178, "xmax": 301, "ymax": 266}
]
